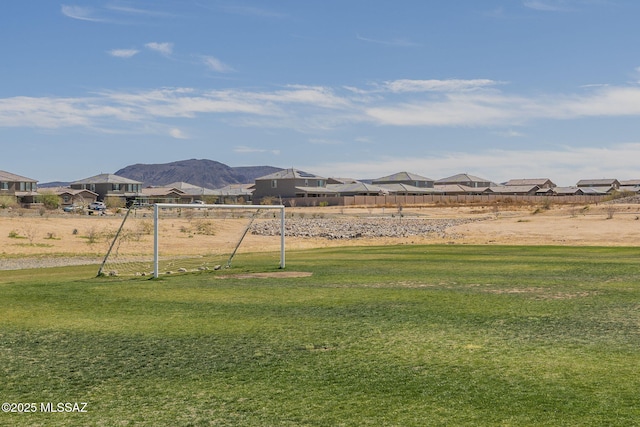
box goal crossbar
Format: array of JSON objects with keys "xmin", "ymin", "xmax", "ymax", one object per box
[{"xmin": 153, "ymin": 204, "xmax": 285, "ymax": 278}]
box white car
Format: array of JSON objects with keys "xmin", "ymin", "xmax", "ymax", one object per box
[{"xmin": 89, "ymin": 201, "xmax": 106, "ymax": 211}]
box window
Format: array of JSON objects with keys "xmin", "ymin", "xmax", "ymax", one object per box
[
  {"xmin": 113, "ymin": 184, "xmax": 121, "ymax": 191},
  {"xmin": 1, "ymin": 182, "xmax": 7, "ymax": 190},
  {"xmin": 317, "ymin": 180, "xmax": 324, "ymax": 187},
  {"xmin": 271, "ymin": 180, "xmax": 277, "ymax": 188}
]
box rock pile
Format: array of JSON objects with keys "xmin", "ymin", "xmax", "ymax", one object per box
[{"xmin": 251, "ymin": 217, "xmax": 484, "ymax": 240}]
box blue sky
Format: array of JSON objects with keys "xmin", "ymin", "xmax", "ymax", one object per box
[{"xmin": 3, "ymin": 0, "xmax": 640, "ymax": 186}]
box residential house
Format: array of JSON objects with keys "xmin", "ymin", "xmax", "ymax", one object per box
[
  {"xmin": 70, "ymin": 174, "xmax": 143, "ymax": 204},
  {"xmin": 488, "ymin": 185, "xmax": 540, "ymax": 196},
  {"xmin": 618, "ymin": 180, "xmax": 640, "ymax": 194},
  {"xmin": 554, "ymin": 187, "xmax": 585, "ymax": 196},
  {"xmin": 49, "ymin": 187, "xmax": 98, "ymax": 207},
  {"xmin": 165, "ymin": 182, "xmax": 220, "ymax": 203},
  {"xmin": 372, "ymin": 171, "xmax": 435, "ymax": 188},
  {"xmin": 140, "ymin": 187, "xmax": 187, "ymax": 204},
  {"xmin": 376, "ymin": 183, "xmax": 442, "ymax": 196},
  {"xmin": 0, "ymin": 170, "xmax": 38, "ymax": 205},
  {"xmin": 505, "ymin": 178, "xmax": 556, "ymax": 189},
  {"xmin": 435, "ymin": 184, "xmax": 492, "ymax": 195},
  {"xmin": 435, "ymin": 173, "xmax": 495, "ymax": 188},
  {"xmin": 576, "ymin": 179, "xmax": 620, "ymax": 190},
  {"xmin": 211, "ymin": 184, "xmax": 254, "ymax": 204},
  {"xmin": 252, "ymin": 169, "xmax": 328, "ymax": 202}
]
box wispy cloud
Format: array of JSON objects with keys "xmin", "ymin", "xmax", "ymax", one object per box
[
  {"xmin": 356, "ymin": 34, "xmax": 420, "ymax": 47},
  {"xmin": 234, "ymin": 145, "xmax": 281, "ymax": 155},
  {"xmin": 382, "ymin": 79, "xmax": 501, "ymax": 93},
  {"xmin": 308, "ymin": 143, "xmax": 640, "ymax": 186},
  {"xmin": 201, "ymin": 56, "xmax": 234, "ymax": 73},
  {"xmin": 105, "ymin": 4, "xmax": 171, "ymax": 18},
  {"xmin": 522, "ymin": 0, "xmax": 571, "ymax": 12},
  {"xmin": 108, "ymin": 48, "xmax": 139, "ymax": 58},
  {"xmin": 4, "ymin": 79, "xmax": 640, "ymax": 135},
  {"xmin": 61, "ymin": 5, "xmax": 106, "ymax": 22},
  {"xmin": 169, "ymin": 128, "xmax": 188, "ymax": 139},
  {"xmin": 145, "ymin": 42, "xmax": 173, "ymax": 56},
  {"xmin": 220, "ymin": 5, "xmax": 287, "ymax": 19}
]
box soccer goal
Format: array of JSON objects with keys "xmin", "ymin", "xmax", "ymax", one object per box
[{"xmin": 98, "ymin": 203, "xmax": 285, "ymax": 278}]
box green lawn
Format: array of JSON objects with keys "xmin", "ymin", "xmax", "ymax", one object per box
[{"xmin": 1, "ymin": 245, "xmax": 639, "ymax": 426}]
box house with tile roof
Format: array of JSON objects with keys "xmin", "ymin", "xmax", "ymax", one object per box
[
  {"xmin": 505, "ymin": 178, "xmax": 556, "ymax": 188},
  {"xmin": 253, "ymin": 168, "xmax": 328, "ymax": 201},
  {"xmin": 372, "ymin": 171, "xmax": 435, "ymax": 188},
  {"xmin": 435, "ymin": 173, "xmax": 495, "ymax": 188},
  {"xmin": 0, "ymin": 170, "xmax": 38, "ymax": 205},
  {"xmin": 70, "ymin": 173, "xmax": 143, "ymax": 203}
]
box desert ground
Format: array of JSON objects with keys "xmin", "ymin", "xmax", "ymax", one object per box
[{"xmin": 1, "ymin": 200, "xmax": 640, "ymax": 270}]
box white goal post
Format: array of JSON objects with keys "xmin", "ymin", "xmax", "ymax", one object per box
[{"xmin": 152, "ymin": 203, "xmax": 285, "ymax": 278}]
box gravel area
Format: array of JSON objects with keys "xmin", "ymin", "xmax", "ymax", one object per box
[{"xmin": 251, "ymin": 216, "xmax": 485, "ymax": 239}]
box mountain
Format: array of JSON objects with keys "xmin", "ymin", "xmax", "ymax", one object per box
[{"xmin": 115, "ymin": 159, "xmax": 282, "ymax": 189}]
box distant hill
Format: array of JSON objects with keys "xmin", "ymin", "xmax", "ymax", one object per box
[{"xmin": 114, "ymin": 159, "xmax": 282, "ymax": 189}]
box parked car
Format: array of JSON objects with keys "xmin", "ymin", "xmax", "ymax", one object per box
[
  {"xmin": 89, "ymin": 201, "xmax": 106, "ymax": 211},
  {"xmin": 63, "ymin": 204, "xmax": 83, "ymax": 212}
]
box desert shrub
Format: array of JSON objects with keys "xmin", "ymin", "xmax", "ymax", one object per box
[
  {"xmin": 105, "ymin": 196, "xmax": 125, "ymax": 210},
  {"xmin": 8, "ymin": 230, "xmax": 21, "ymax": 238},
  {"xmin": 193, "ymin": 219, "xmax": 215, "ymax": 235},
  {"xmin": 36, "ymin": 192, "xmax": 61, "ymax": 210},
  {"xmin": 0, "ymin": 195, "xmax": 18, "ymax": 209}
]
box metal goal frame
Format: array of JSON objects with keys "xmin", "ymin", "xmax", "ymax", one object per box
[{"xmin": 153, "ymin": 203, "xmax": 285, "ymax": 278}]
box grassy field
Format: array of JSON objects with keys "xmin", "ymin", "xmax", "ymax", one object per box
[{"xmin": 1, "ymin": 245, "xmax": 639, "ymax": 426}]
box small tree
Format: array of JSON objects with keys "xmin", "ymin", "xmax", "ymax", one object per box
[
  {"xmin": 105, "ymin": 196, "xmax": 125, "ymax": 210},
  {"xmin": 37, "ymin": 191, "xmax": 61, "ymax": 210}
]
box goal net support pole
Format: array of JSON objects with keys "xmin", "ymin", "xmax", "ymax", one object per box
[{"xmin": 153, "ymin": 203, "xmax": 285, "ymax": 278}]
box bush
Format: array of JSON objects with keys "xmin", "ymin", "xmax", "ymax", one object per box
[
  {"xmin": 0, "ymin": 195, "xmax": 18, "ymax": 209},
  {"xmin": 37, "ymin": 192, "xmax": 61, "ymax": 210}
]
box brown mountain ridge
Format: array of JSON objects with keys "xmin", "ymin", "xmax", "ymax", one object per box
[{"xmin": 114, "ymin": 159, "xmax": 283, "ymax": 189}]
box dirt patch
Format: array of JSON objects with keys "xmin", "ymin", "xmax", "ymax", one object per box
[{"xmin": 2, "ymin": 202, "xmax": 640, "ymax": 271}]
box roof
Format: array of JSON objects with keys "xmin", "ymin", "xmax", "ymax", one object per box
[
  {"xmin": 164, "ymin": 182, "xmax": 218, "ymax": 196},
  {"xmin": 576, "ymin": 179, "xmax": 619, "ymax": 187},
  {"xmin": 435, "ymin": 184, "xmax": 491, "ymax": 194},
  {"xmin": 435, "ymin": 173, "xmax": 493, "ymax": 185},
  {"xmin": 0, "ymin": 170, "xmax": 37, "ymax": 182},
  {"xmin": 141, "ymin": 187, "xmax": 185, "ymax": 197},
  {"xmin": 326, "ymin": 182, "xmax": 389, "ymax": 195},
  {"xmin": 377, "ymin": 183, "xmax": 442, "ymax": 194},
  {"xmin": 619, "ymin": 179, "xmax": 640, "ymax": 186},
  {"xmin": 372, "ymin": 171, "xmax": 434, "ymax": 183},
  {"xmin": 71, "ymin": 173, "xmax": 142, "ymax": 185},
  {"xmin": 48, "ymin": 187, "xmax": 98, "ymax": 197},
  {"xmin": 505, "ymin": 179, "xmax": 554, "ymax": 187},
  {"xmin": 256, "ymin": 168, "xmax": 327, "ymax": 180},
  {"xmin": 488, "ymin": 185, "xmax": 540, "ymax": 194},
  {"xmin": 554, "ymin": 186, "xmax": 584, "ymax": 195},
  {"xmin": 211, "ymin": 184, "xmax": 254, "ymax": 196}
]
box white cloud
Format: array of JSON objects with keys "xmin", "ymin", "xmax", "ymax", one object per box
[
  {"xmin": 61, "ymin": 5, "xmax": 105, "ymax": 22},
  {"xmin": 383, "ymin": 79, "xmax": 500, "ymax": 93},
  {"xmin": 108, "ymin": 48, "xmax": 139, "ymax": 58},
  {"xmin": 307, "ymin": 143, "xmax": 640, "ymax": 186},
  {"xmin": 522, "ymin": 1, "xmax": 569, "ymax": 12},
  {"xmin": 202, "ymin": 56, "xmax": 234, "ymax": 73},
  {"xmin": 4, "ymin": 81, "xmax": 640, "ymax": 134},
  {"xmin": 145, "ymin": 42, "xmax": 173, "ymax": 56},
  {"xmin": 169, "ymin": 128, "xmax": 188, "ymax": 139},
  {"xmin": 356, "ymin": 34, "xmax": 421, "ymax": 47},
  {"xmin": 234, "ymin": 146, "xmax": 280, "ymax": 155}
]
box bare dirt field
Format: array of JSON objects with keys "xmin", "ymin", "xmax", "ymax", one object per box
[{"xmin": 1, "ymin": 201, "xmax": 640, "ymax": 270}]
